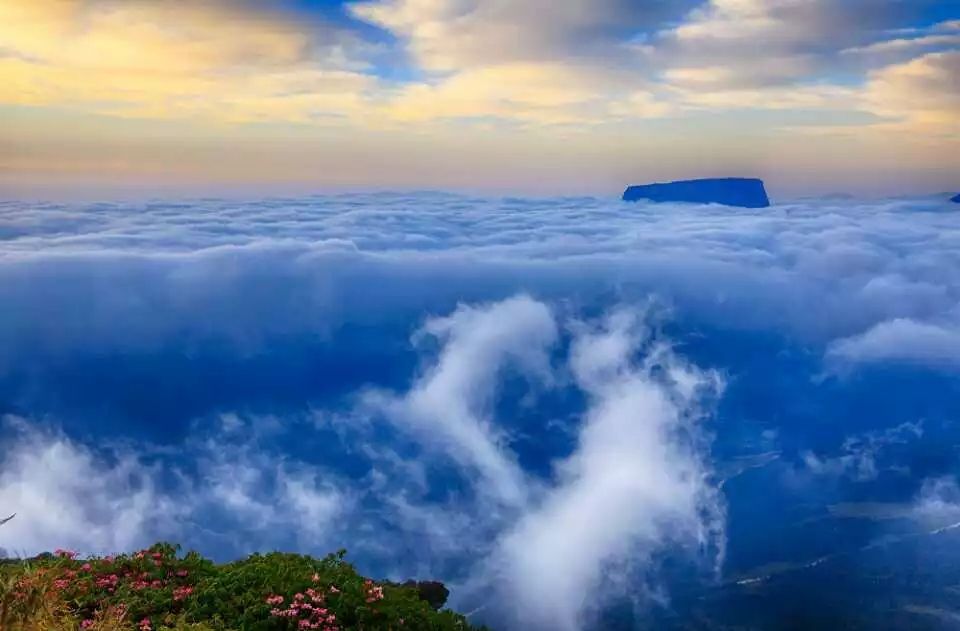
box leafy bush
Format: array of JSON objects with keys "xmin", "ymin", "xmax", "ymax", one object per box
[{"xmin": 0, "ymin": 544, "xmax": 483, "ymax": 631}]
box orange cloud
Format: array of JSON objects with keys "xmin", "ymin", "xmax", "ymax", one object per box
[{"xmin": 0, "ymin": 0, "xmax": 376, "ymax": 121}]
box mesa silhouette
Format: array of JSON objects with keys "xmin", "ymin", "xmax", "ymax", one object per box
[{"xmin": 623, "ymin": 177, "xmax": 771, "ymax": 208}]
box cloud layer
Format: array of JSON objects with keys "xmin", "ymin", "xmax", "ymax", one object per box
[{"xmin": 1, "ymin": 192, "xmax": 959, "ymax": 628}]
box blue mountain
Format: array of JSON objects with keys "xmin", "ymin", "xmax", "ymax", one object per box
[{"xmin": 623, "ymin": 177, "xmax": 771, "ymax": 208}]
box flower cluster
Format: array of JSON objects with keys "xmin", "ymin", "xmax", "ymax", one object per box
[
  {"xmin": 19, "ymin": 543, "xmax": 204, "ymax": 627},
  {"xmin": 79, "ymin": 603, "xmax": 127, "ymax": 630},
  {"xmin": 363, "ymin": 579, "xmax": 384, "ymax": 604},
  {"xmin": 266, "ymin": 574, "xmax": 344, "ymax": 631}
]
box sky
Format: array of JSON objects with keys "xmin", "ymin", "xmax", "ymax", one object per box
[{"xmin": 0, "ymin": 0, "xmax": 958, "ymax": 199}]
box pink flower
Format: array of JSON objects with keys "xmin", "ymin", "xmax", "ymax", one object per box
[
  {"xmin": 329, "ymin": 585, "xmax": 340, "ymax": 594},
  {"xmin": 139, "ymin": 618, "xmax": 152, "ymax": 631},
  {"xmin": 312, "ymin": 573, "xmax": 321, "ymax": 582},
  {"xmin": 176, "ymin": 569, "xmax": 189, "ymax": 577},
  {"xmin": 81, "ymin": 620, "xmax": 94, "ymax": 629},
  {"xmin": 363, "ymin": 583, "xmax": 384, "ymax": 603},
  {"xmin": 173, "ymin": 586, "xmax": 194, "ymax": 601},
  {"xmin": 81, "ymin": 563, "xmax": 92, "ymax": 571},
  {"xmin": 265, "ymin": 595, "xmax": 284, "ymax": 605}
]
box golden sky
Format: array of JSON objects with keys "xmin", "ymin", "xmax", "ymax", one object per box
[{"xmin": 1, "ymin": 0, "xmax": 958, "ymax": 198}]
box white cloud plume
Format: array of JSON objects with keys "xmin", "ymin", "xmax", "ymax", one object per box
[
  {"xmin": 364, "ymin": 295, "xmax": 557, "ymax": 507},
  {"xmin": 490, "ymin": 307, "xmax": 723, "ymax": 630}
]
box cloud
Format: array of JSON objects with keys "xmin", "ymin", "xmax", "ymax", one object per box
[
  {"xmin": 0, "ymin": 0, "xmax": 379, "ymax": 122},
  {"xmin": 2, "ymin": 192, "xmax": 960, "ymax": 625},
  {"xmin": 348, "ymin": 0, "xmax": 689, "ymax": 71},
  {"xmin": 490, "ymin": 307, "xmax": 723, "ymax": 630},
  {"xmin": 862, "ymin": 50, "xmax": 960, "ymax": 132},
  {"xmin": 827, "ymin": 318, "xmax": 960, "ymax": 370},
  {"xmin": 801, "ymin": 421, "xmax": 924, "ymax": 481},
  {"xmin": 379, "ymin": 62, "xmax": 646, "ymax": 125},
  {"xmin": 646, "ymin": 1, "xmax": 959, "ymax": 131},
  {"xmin": 913, "ymin": 477, "xmax": 960, "ymax": 528},
  {"xmin": 364, "ymin": 295, "xmax": 557, "ymax": 507},
  {"xmin": 0, "ymin": 0, "xmax": 955, "ymax": 192},
  {"xmin": 841, "ymin": 20, "xmax": 960, "ymax": 65},
  {"xmin": 349, "ymin": 0, "xmax": 957, "ymax": 128},
  {"xmin": 0, "ymin": 293, "xmax": 725, "ymax": 630},
  {"xmin": 3, "ymin": 0, "xmax": 952, "ymax": 130},
  {"xmin": 655, "ymin": 0, "xmax": 951, "ymax": 86},
  {"xmin": 0, "ymin": 416, "xmax": 181, "ymax": 557},
  {"xmin": 0, "ymin": 414, "xmax": 347, "ymax": 559},
  {"xmin": 2, "ymin": 194, "xmax": 959, "ymax": 371}
]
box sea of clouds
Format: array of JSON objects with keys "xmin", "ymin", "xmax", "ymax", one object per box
[{"xmin": 0, "ymin": 192, "xmax": 958, "ymax": 629}]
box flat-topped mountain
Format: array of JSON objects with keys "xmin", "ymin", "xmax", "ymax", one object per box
[{"xmin": 623, "ymin": 177, "xmax": 771, "ymax": 208}]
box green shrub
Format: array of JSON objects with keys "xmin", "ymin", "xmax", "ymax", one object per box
[{"xmin": 0, "ymin": 545, "xmax": 484, "ymax": 631}]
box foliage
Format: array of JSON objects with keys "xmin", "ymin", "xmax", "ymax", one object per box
[{"xmin": 0, "ymin": 545, "xmax": 483, "ymax": 631}]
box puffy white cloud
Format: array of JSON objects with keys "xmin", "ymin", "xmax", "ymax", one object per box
[
  {"xmin": 827, "ymin": 318, "xmax": 960, "ymax": 370},
  {"xmin": 491, "ymin": 307, "xmax": 723, "ymax": 630},
  {"xmin": 2, "ymin": 194, "xmax": 959, "ymax": 367},
  {"xmin": 0, "ymin": 414, "xmax": 347, "ymax": 558},
  {"xmin": 0, "ymin": 417, "xmax": 182, "ymax": 557}
]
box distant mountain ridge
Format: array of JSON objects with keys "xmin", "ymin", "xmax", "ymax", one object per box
[{"xmin": 623, "ymin": 177, "xmax": 771, "ymax": 208}]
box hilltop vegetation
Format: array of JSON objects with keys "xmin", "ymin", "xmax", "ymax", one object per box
[{"xmin": 0, "ymin": 544, "xmax": 482, "ymax": 631}]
